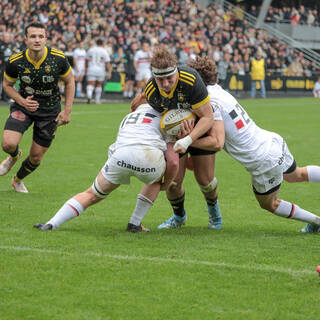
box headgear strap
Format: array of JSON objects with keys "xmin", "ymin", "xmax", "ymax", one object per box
[{"xmin": 151, "ymin": 66, "xmax": 177, "ymax": 78}]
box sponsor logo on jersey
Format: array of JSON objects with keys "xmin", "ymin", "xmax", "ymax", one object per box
[
  {"xmin": 11, "ymin": 111, "xmax": 26, "ymax": 121},
  {"xmin": 25, "ymin": 86, "xmax": 35, "ymax": 95},
  {"xmin": 24, "ymin": 68, "xmax": 31, "ymax": 73},
  {"xmin": 45, "ymin": 65, "xmax": 51, "ymax": 73},
  {"xmin": 117, "ymin": 160, "xmax": 156, "ymax": 173},
  {"xmin": 21, "ymin": 76, "xmax": 31, "ymax": 84},
  {"xmin": 229, "ymin": 109, "xmax": 244, "ymax": 130}
]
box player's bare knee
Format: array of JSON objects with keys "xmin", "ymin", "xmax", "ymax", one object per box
[
  {"xmin": 259, "ymin": 198, "xmax": 280, "ymax": 212},
  {"xmin": 2, "ymin": 141, "xmax": 17, "ymax": 153}
]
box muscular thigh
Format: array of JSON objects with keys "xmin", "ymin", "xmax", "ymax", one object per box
[{"xmin": 192, "ymin": 154, "xmax": 215, "ymax": 185}]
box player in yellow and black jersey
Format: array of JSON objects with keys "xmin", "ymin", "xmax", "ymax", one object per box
[
  {"xmin": 0, "ymin": 22, "xmax": 75, "ymax": 193},
  {"xmin": 126, "ymin": 47, "xmax": 223, "ymax": 232}
]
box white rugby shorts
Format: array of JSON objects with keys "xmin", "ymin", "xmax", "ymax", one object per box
[
  {"xmin": 135, "ymin": 69, "xmax": 151, "ymax": 81},
  {"xmin": 251, "ymin": 133, "xmax": 294, "ymax": 194},
  {"xmin": 101, "ymin": 145, "xmax": 165, "ymax": 185}
]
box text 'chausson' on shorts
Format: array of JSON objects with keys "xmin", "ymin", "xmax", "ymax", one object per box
[{"xmin": 101, "ymin": 145, "xmax": 166, "ymax": 185}]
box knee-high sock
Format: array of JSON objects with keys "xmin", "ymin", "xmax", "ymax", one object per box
[
  {"xmin": 47, "ymin": 198, "xmax": 84, "ymax": 229},
  {"xmin": 307, "ymin": 166, "xmax": 320, "ymax": 182},
  {"xmin": 87, "ymin": 85, "xmax": 94, "ymax": 99},
  {"xmin": 274, "ymin": 200, "xmax": 320, "ymax": 225},
  {"xmin": 130, "ymin": 194, "xmax": 153, "ymax": 226},
  {"xmin": 95, "ymin": 87, "xmax": 102, "ymax": 102}
]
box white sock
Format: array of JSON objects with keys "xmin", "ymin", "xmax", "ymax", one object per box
[
  {"xmin": 47, "ymin": 198, "xmax": 84, "ymax": 229},
  {"xmin": 274, "ymin": 200, "xmax": 320, "ymax": 224},
  {"xmin": 129, "ymin": 194, "xmax": 153, "ymax": 226},
  {"xmin": 95, "ymin": 87, "xmax": 102, "ymax": 102},
  {"xmin": 77, "ymin": 82, "xmax": 82, "ymax": 93},
  {"xmin": 307, "ymin": 165, "xmax": 320, "ymax": 182},
  {"xmin": 87, "ymin": 85, "xmax": 94, "ymax": 99}
]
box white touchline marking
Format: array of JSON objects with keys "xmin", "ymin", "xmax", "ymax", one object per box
[{"xmin": 0, "ymin": 245, "xmax": 314, "ymax": 277}]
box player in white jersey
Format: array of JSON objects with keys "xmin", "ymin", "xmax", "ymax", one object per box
[
  {"xmin": 85, "ymin": 39, "xmax": 111, "ymax": 104},
  {"xmin": 73, "ymin": 41, "xmax": 86, "ymax": 97},
  {"xmin": 34, "ymin": 104, "xmax": 179, "ymax": 233},
  {"xmin": 134, "ymin": 41, "xmax": 152, "ymax": 94},
  {"xmin": 184, "ymin": 56, "xmax": 320, "ymax": 233}
]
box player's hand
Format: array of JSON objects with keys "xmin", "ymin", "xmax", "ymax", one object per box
[
  {"xmin": 23, "ymin": 95, "xmax": 39, "ymax": 112},
  {"xmin": 178, "ymin": 119, "xmax": 194, "ymax": 139},
  {"xmin": 130, "ymin": 93, "xmax": 146, "ymax": 112},
  {"xmin": 56, "ymin": 109, "xmax": 71, "ymax": 126}
]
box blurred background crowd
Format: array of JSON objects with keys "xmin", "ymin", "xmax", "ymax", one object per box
[{"xmin": 0, "ymin": 0, "xmax": 319, "ymax": 100}]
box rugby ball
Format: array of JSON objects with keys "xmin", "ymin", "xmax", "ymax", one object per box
[{"xmin": 160, "ymin": 109, "xmax": 196, "ymax": 136}]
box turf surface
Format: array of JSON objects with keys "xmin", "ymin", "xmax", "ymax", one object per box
[{"xmin": 0, "ymin": 97, "xmax": 319, "ymax": 319}]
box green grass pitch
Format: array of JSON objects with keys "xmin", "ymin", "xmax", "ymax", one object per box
[{"xmin": 0, "ymin": 97, "xmax": 319, "ymax": 320}]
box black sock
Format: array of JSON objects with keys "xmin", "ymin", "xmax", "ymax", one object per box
[
  {"xmin": 9, "ymin": 146, "xmax": 19, "ymax": 158},
  {"xmin": 16, "ymin": 157, "xmax": 40, "ymax": 180},
  {"xmin": 168, "ymin": 193, "xmax": 185, "ymax": 217}
]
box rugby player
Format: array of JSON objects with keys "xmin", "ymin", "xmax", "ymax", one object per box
[
  {"xmin": 85, "ymin": 38, "xmax": 111, "ymax": 104},
  {"xmin": 34, "ymin": 104, "xmax": 179, "ymax": 232},
  {"xmin": 0, "ymin": 22, "xmax": 75, "ymax": 193},
  {"xmin": 182, "ymin": 56, "xmax": 320, "ymax": 233},
  {"xmin": 131, "ymin": 46, "xmax": 222, "ymax": 230}
]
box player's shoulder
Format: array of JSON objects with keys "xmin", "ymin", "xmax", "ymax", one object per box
[
  {"xmin": 49, "ymin": 47, "xmax": 67, "ymax": 59},
  {"xmin": 178, "ymin": 65, "xmax": 201, "ymax": 87},
  {"xmin": 8, "ymin": 51, "xmax": 25, "ymax": 64},
  {"xmin": 145, "ymin": 78, "xmax": 157, "ymax": 98}
]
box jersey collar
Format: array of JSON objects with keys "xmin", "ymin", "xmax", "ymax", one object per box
[{"xmin": 26, "ymin": 46, "xmax": 48, "ymax": 69}]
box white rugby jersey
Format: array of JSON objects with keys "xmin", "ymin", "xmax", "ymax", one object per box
[
  {"xmin": 134, "ymin": 50, "xmax": 151, "ymax": 71},
  {"xmin": 208, "ymin": 84, "xmax": 274, "ymax": 173},
  {"xmin": 86, "ymin": 46, "xmax": 110, "ymax": 76},
  {"xmin": 115, "ymin": 106, "xmax": 173, "ymax": 151},
  {"xmin": 73, "ymin": 47, "xmax": 87, "ymax": 70}
]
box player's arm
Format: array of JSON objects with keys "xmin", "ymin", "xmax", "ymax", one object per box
[
  {"xmin": 130, "ymin": 92, "xmax": 146, "ymax": 112},
  {"xmin": 3, "ymin": 76, "xmax": 39, "ymax": 111},
  {"xmin": 179, "ymin": 118, "xmax": 225, "ymax": 151},
  {"xmin": 161, "ymin": 142, "xmax": 179, "ymax": 190},
  {"xmin": 191, "ymin": 120, "xmax": 225, "ymax": 151},
  {"xmin": 57, "ymin": 70, "xmax": 75, "ymax": 126},
  {"xmin": 174, "ymin": 101, "xmax": 214, "ymax": 153}
]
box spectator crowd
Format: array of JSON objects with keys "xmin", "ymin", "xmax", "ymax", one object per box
[{"xmin": 0, "ymin": 0, "xmax": 319, "ymax": 100}]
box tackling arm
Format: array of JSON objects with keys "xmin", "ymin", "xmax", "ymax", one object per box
[{"xmin": 161, "ymin": 142, "xmax": 180, "ymax": 190}]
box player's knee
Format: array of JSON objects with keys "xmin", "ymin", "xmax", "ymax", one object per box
[
  {"xmin": 199, "ymin": 177, "xmax": 218, "ymax": 193},
  {"xmin": 29, "ymin": 154, "xmax": 43, "ymax": 165},
  {"xmin": 2, "ymin": 140, "xmax": 17, "ymax": 153},
  {"xmin": 258, "ymin": 199, "xmax": 278, "ymax": 212},
  {"xmin": 91, "ymin": 177, "xmax": 109, "ymax": 199}
]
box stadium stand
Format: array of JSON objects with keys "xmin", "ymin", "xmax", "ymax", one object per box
[{"xmin": 0, "ymin": 0, "xmax": 319, "ymax": 100}]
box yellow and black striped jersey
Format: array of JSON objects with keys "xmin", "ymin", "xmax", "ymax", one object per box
[
  {"xmin": 144, "ymin": 65, "xmax": 209, "ymax": 114},
  {"xmin": 4, "ymin": 46, "xmax": 71, "ymax": 112}
]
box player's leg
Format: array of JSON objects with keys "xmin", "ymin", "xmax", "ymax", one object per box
[
  {"xmin": 192, "ymin": 154, "xmax": 222, "ymax": 230},
  {"xmin": 158, "ymin": 155, "xmax": 187, "ymax": 229},
  {"xmin": 94, "ymin": 80, "xmax": 103, "ymax": 104},
  {"xmin": 34, "ymin": 171, "xmax": 119, "ymax": 230},
  {"xmin": 127, "ymin": 182, "xmax": 160, "ymax": 233},
  {"xmin": 86, "ymin": 76, "xmax": 95, "ymax": 104},
  {"xmin": 283, "ymin": 165, "xmax": 320, "ymax": 232},
  {"xmin": 255, "ymin": 186, "xmax": 320, "ymax": 231},
  {"xmin": 283, "ymin": 165, "xmax": 320, "ymax": 183},
  {"xmin": 0, "ymin": 130, "xmax": 23, "ymax": 175},
  {"xmin": 0, "ymin": 107, "xmax": 32, "ymax": 176}
]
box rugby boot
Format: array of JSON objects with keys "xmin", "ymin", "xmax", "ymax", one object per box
[
  {"xmin": 11, "ymin": 177, "xmax": 28, "ymax": 193},
  {"xmin": 0, "ymin": 151, "xmax": 22, "ymax": 176},
  {"xmin": 208, "ymin": 201, "xmax": 222, "ymax": 230},
  {"xmin": 34, "ymin": 223, "xmax": 54, "ymax": 231},
  {"xmin": 157, "ymin": 211, "xmax": 187, "ymax": 229},
  {"xmin": 300, "ymin": 223, "xmax": 320, "ymax": 233},
  {"xmin": 126, "ymin": 223, "xmax": 150, "ymax": 233}
]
